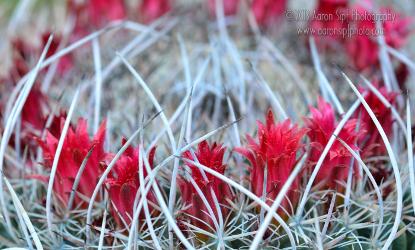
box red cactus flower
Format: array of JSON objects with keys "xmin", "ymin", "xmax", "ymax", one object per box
[
  {"xmin": 21, "ymin": 88, "xmax": 49, "ymax": 133},
  {"xmin": 346, "ymin": 5, "xmax": 412, "ymax": 71},
  {"xmin": 45, "ymin": 111, "xmax": 68, "ymax": 139},
  {"xmin": 179, "ymin": 141, "xmax": 232, "ymax": 234},
  {"xmin": 139, "ymin": 0, "xmax": 171, "ymax": 23},
  {"xmin": 67, "ymin": 0, "xmax": 126, "ymax": 39},
  {"xmin": 41, "ymin": 32, "xmax": 74, "ymax": 76},
  {"xmin": 67, "ymin": 0, "xmax": 90, "ymax": 39},
  {"xmin": 4, "ymin": 38, "xmax": 50, "ymax": 153},
  {"xmin": 251, "ymin": 0, "xmax": 287, "ymax": 27},
  {"xmin": 356, "ymin": 85, "xmax": 398, "ymax": 159},
  {"xmin": 20, "ymin": 110, "xmax": 67, "ymax": 154},
  {"xmin": 37, "ymin": 118, "xmax": 107, "ymax": 208},
  {"xmin": 305, "ymin": 98, "xmax": 364, "ymax": 190},
  {"xmin": 345, "ymin": 6, "xmax": 378, "ymax": 71},
  {"xmin": 106, "ymin": 141, "xmax": 158, "ymax": 226},
  {"xmin": 355, "ymin": 85, "xmax": 397, "ymax": 199},
  {"xmin": 11, "ymin": 33, "xmax": 73, "ymax": 78},
  {"xmin": 208, "ymin": 0, "xmax": 239, "ymax": 17},
  {"xmin": 10, "ymin": 38, "xmax": 36, "ymax": 81},
  {"xmin": 9, "ymin": 38, "xmax": 50, "ymax": 132},
  {"xmin": 309, "ymin": 0, "xmax": 349, "ymax": 49},
  {"xmin": 381, "ymin": 7, "xmax": 413, "ymax": 49},
  {"xmin": 88, "ymin": 0, "xmax": 126, "ymax": 27},
  {"xmin": 235, "ymin": 109, "xmax": 306, "ymax": 218}
]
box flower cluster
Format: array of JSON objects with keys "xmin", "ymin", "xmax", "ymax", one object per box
[
  {"xmin": 21, "ymin": 87, "xmax": 400, "ymax": 235},
  {"xmin": 1, "ymin": 0, "xmax": 408, "ymax": 244},
  {"xmin": 67, "ymin": 0, "xmax": 291, "ymax": 28},
  {"xmin": 310, "ymin": 0, "xmax": 412, "ymax": 72},
  {"xmin": 346, "ymin": 5, "xmax": 412, "ymax": 71},
  {"xmin": 35, "ymin": 115, "xmax": 162, "ymax": 229}
]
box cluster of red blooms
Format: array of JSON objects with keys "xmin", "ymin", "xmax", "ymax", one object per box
[
  {"xmin": 233, "ymin": 89, "xmax": 397, "ymax": 222},
  {"xmin": 207, "ymin": 0, "xmax": 288, "ymax": 27},
  {"xmin": 175, "ymin": 90, "xmax": 394, "ymax": 236},
  {"xmin": 71, "ymin": 0, "xmax": 411, "ymax": 94},
  {"xmin": 68, "ymin": 0, "xmax": 289, "ymax": 31},
  {"xmin": 0, "ymin": 0, "xmax": 178, "ymax": 156},
  {"xmin": 33, "ymin": 116, "xmax": 160, "ymax": 227},
  {"xmin": 310, "ymin": 0, "xmax": 412, "ymax": 72},
  {"xmin": 0, "ymin": 0, "xmax": 405, "ymax": 239},
  {"xmin": 67, "ymin": 0, "xmax": 170, "ymax": 36},
  {"xmin": 2, "ymin": 82, "xmax": 398, "ymax": 235}
]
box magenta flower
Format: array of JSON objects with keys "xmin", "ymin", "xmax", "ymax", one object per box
[
  {"xmin": 352, "ymin": 85, "xmax": 398, "ymax": 197},
  {"xmin": 139, "ymin": 0, "xmax": 171, "ymax": 23},
  {"xmin": 346, "ymin": 5, "xmax": 412, "ymax": 71},
  {"xmin": 67, "ymin": 0, "xmax": 126, "ymax": 39},
  {"xmin": 38, "ymin": 119, "xmax": 107, "ymax": 208},
  {"xmin": 309, "ymin": 0, "xmax": 349, "ymax": 49},
  {"xmin": 88, "ymin": 0, "xmax": 126, "ymax": 27},
  {"xmin": 305, "ymin": 98, "xmax": 364, "ymax": 190},
  {"xmin": 41, "ymin": 32, "xmax": 74, "ymax": 76},
  {"xmin": 10, "ymin": 38, "xmax": 36, "ymax": 81},
  {"xmin": 236, "ymin": 109, "xmax": 306, "ymax": 218},
  {"xmin": 178, "ymin": 141, "xmax": 232, "ymax": 234},
  {"xmin": 356, "ymin": 85, "xmax": 398, "ymax": 159},
  {"xmin": 4, "ymin": 38, "xmax": 50, "ymax": 153},
  {"xmin": 106, "ymin": 140, "xmax": 158, "ymax": 226},
  {"xmin": 251, "ymin": 0, "xmax": 287, "ymax": 27}
]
